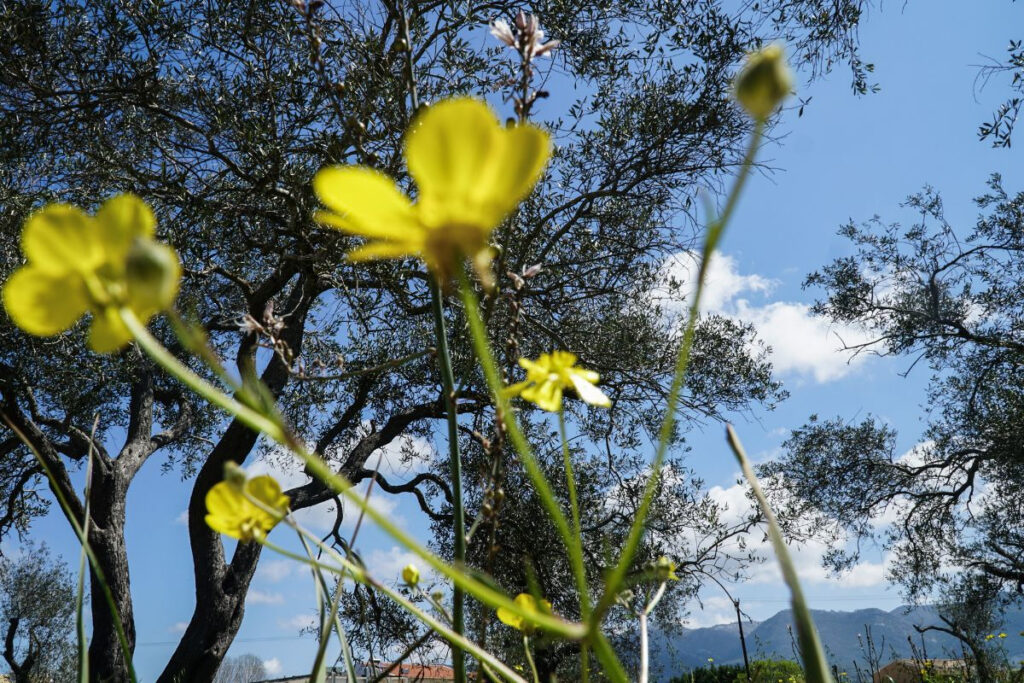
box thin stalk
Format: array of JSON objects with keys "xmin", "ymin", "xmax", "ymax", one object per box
[
  {"xmin": 558, "ymin": 409, "xmax": 591, "ymax": 683},
  {"xmin": 726, "ymin": 425, "xmax": 832, "ymax": 683},
  {"xmin": 523, "ymin": 636, "xmax": 540, "ymax": 683},
  {"xmin": 456, "ymin": 274, "xmax": 621, "ymax": 679},
  {"xmin": 639, "ymin": 609, "xmax": 649, "ymax": 683},
  {"xmin": 639, "ymin": 582, "xmax": 667, "ymax": 683},
  {"xmin": 430, "ymin": 277, "xmax": 468, "ymax": 683},
  {"xmin": 121, "ymin": 309, "xmax": 583, "ymax": 639},
  {"xmin": 592, "ymin": 120, "xmax": 765, "ymax": 626}
]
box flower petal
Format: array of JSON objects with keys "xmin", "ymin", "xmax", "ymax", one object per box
[
  {"xmin": 95, "ymin": 194, "xmax": 157, "ymax": 260},
  {"xmin": 87, "ymin": 307, "xmax": 134, "ymax": 353},
  {"xmin": 405, "ymin": 98, "xmax": 501, "ymax": 227},
  {"xmin": 2, "ymin": 267, "xmax": 89, "ymax": 336},
  {"xmin": 21, "ymin": 204, "xmax": 104, "ymax": 274},
  {"xmin": 313, "ymin": 167, "xmax": 418, "ymax": 239},
  {"xmin": 347, "ymin": 241, "xmax": 421, "ymax": 262},
  {"xmin": 569, "ymin": 373, "xmax": 611, "ymax": 408},
  {"xmin": 247, "ymin": 475, "xmax": 290, "ymax": 513}
]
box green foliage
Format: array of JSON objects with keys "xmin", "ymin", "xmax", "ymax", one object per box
[
  {"xmin": 671, "ymin": 663, "xmax": 747, "ymax": 683},
  {"xmin": 0, "ymin": 541, "xmax": 76, "ymax": 683},
  {"xmin": 735, "ymin": 659, "xmax": 806, "ymax": 683}
]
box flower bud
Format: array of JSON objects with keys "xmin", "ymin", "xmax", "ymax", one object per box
[
  {"xmin": 402, "ymin": 564, "xmax": 420, "ymax": 587},
  {"xmin": 223, "ymin": 461, "xmax": 248, "ymax": 491},
  {"xmin": 125, "ymin": 238, "xmax": 181, "ymax": 312},
  {"xmin": 734, "ymin": 44, "xmax": 793, "ymax": 121}
]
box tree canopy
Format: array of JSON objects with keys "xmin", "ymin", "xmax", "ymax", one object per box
[{"xmin": 0, "ymin": 0, "xmax": 880, "ymax": 680}]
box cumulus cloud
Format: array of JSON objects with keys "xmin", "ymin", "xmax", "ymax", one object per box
[
  {"xmin": 279, "ymin": 613, "xmax": 318, "ymax": 632},
  {"xmin": 169, "ymin": 621, "xmax": 188, "ymax": 634},
  {"xmin": 657, "ymin": 252, "xmax": 873, "ymax": 383},
  {"xmin": 174, "ymin": 509, "xmax": 189, "ymax": 525},
  {"xmin": 706, "ymin": 482, "xmax": 892, "ymax": 589},
  {"xmin": 258, "ymin": 559, "xmax": 293, "ymax": 584},
  {"xmin": 683, "ymin": 596, "xmax": 742, "ymax": 628},
  {"xmin": 247, "ymin": 590, "xmax": 285, "ymax": 605},
  {"xmin": 263, "ymin": 658, "xmax": 282, "ymax": 675}
]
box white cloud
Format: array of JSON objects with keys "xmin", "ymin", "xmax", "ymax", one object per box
[
  {"xmin": 706, "ymin": 482, "xmax": 892, "ymax": 589},
  {"xmin": 657, "ymin": 251, "xmax": 873, "ymax": 383},
  {"xmin": 169, "ymin": 621, "xmax": 188, "ymax": 634},
  {"xmin": 263, "ymin": 657, "xmax": 282, "ymax": 674},
  {"xmin": 174, "ymin": 510, "xmax": 189, "ymax": 525},
  {"xmin": 279, "ymin": 613, "xmax": 318, "ymax": 632},
  {"xmin": 683, "ymin": 596, "xmax": 740, "ymax": 628},
  {"xmin": 258, "ymin": 559, "xmax": 293, "ymax": 583},
  {"xmin": 247, "ymin": 590, "xmax": 285, "ymax": 605},
  {"xmin": 247, "ymin": 453, "xmax": 403, "ymax": 533}
]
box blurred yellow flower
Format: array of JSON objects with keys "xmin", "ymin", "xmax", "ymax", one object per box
[
  {"xmin": 654, "ymin": 556, "xmax": 679, "ymax": 582},
  {"xmin": 402, "ymin": 564, "xmax": 420, "ymax": 587},
  {"xmin": 205, "ymin": 473, "xmax": 290, "ymax": 542},
  {"xmin": 313, "ymin": 97, "xmax": 550, "ymax": 288},
  {"xmin": 496, "ymin": 593, "xmax": 551, "ymax": 634},
  {"xmin": 504, "ymin": 350, "xmax": 610, "ymax": 412},
  {"xmin": 2, "ymin": 194, "xmax": 180, "ymax": 352}
]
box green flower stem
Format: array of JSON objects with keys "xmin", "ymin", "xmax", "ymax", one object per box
[
  {"xmin": 558, "ymin": 409, "xmax": 591, "ymax": 683},
  {"xmin": 726, "ymin": 425, "xmax": 832, "ymax": 683},
  {"xmin": 455, "ymin": 275, "xmax": 623, "ymax": 680},
  {"xmin": 429, "ymin": 277, "xmax": 467, "ymax": 683},
  {"xmin": 120, "ymin": 309, "xmax": 580, "ymax": 639},
  {"xmin": 522, "ymin": 636, "xmax": 540, "ymax": 683},
  {"xmin": 592, "ymin": 120, "xmax": 765, "ymax": 627},
  {"xmin": 295, "ymin": 530, "xmax": 358, "ymax": 683},
  {"xmin": 261, "ymin": 532, "xmax": 527, "ymax": 683},
  {"xmin": 638, "ymin": 582, "xmax": 668, "ymax": 683}
]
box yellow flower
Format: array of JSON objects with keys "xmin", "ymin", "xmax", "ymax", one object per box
[
  {"xmin": 734, "ymin": 43, "xmax": 793, "ymax": 121},
  {"xmin": 205, "ymin": 472, "xmax": 290, "ymax": 542},
  {"xmin": 496, "ymin": 593, "xmax": 552, "ymax": 634},
  {"xmin": 504, "ymin": 350, "xmax": 611, "ymax": 412},
  {"xmin": 313, "ymin": 97, "xmax": 550, "ymax": 288},
  {"xmin": 999, "ymin": 632, "xmax": 1008, "ymax": 638},
  {"xmin": 2, "ymin": 194, "xmax": 181, "ymax": 353},
  {"xmin": 654, "ymin": 556, "xmax": 679, "ymax": 582},
  {"xmin": 402, "ymin": 564, "xmax": 420, "ymax": 587}
]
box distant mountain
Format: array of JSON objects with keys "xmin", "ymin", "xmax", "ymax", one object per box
[{"xmin": 649, "ymin": 604, "xmax": 1024, "ymax": 680}]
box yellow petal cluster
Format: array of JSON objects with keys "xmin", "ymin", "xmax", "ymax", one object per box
[
  {"xmin": 1, "ymin": 194, "xmax": 181, "ymax": 352},
  {"xmin": 504, "ymin": 350, "xmax": 611, "ymax": 412},
  {"xmin": 313, "ymin": 98, "xmax": 550, "ymax": 287},
  {"xmin": 205, "ymin": 473, "xmax": 290, "ymax": 543},
  {"xmin": 496, "ymin": 593, "xmax": 552, "ymax": 634}
]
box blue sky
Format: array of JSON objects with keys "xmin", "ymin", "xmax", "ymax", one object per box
[{"xmin": 13, "ymin": 1, "xmax": 1024, "ymax": 678}]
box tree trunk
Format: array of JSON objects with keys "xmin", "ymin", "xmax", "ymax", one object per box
[
  {"xmin": 157, "ymin": 421, "xmax": 263, "ymax": 683},
  {"xmin": 87, "ymin": 469, "xmax": 136, "ymax": 683}
]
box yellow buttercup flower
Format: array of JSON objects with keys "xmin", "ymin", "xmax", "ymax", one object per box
[
  {"xmin": 313, "ymin": 97, "xmax": 550, "ymax": 288},
  {"xmin": 2, "ymin": 194, "xmax": 181, "ymax": 353},
  {"xmin": 496, "ymin": 593, "xmax": 552, "ymax": 634},
  {"xmin": 504, "ymin": 350, "xmax": 611, "ymax": 412},
  {"xmin": 205, "ymin": 472, "xmax": 290, "ymax": 543}
]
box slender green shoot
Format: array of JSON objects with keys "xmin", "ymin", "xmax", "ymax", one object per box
[
  {"xmin": 429, "ymin": 276, "xmax": 468, "ymax": 683},
  {"xmin": 726, "ymin": 424, "xmax": 832, "ymax": 683},
  {"xmin": 593, "ymin": 120, "xmax": 765, "ymax": 626}
]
